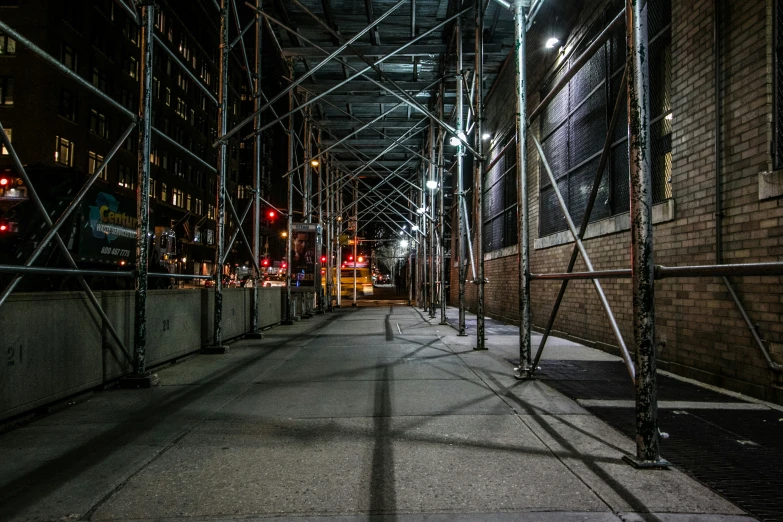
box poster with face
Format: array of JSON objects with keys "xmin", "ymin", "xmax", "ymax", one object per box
[{"xmin": 290, "ymin": 223, "xmax": 321, "ymax": 289}]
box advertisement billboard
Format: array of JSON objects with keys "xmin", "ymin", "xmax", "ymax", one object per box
[
  {"xmin": 78, "ymin": 190, "xmax": 139, "ymax": 264},
  {"xmin": 290, "ymin": 223, "xmax": 321, "ymax": 290}
]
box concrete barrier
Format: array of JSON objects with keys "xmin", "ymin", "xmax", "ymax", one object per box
[
  {"xmin": 1, "ymin": 286, "xmax": 284, "ymax": 422},
  {"xmin": 146, "ymin": 290, "xmax": 202, "ymax": 366},
  {"xmin": 258, "ymin": 287, "xmax": 282, "ymax": 328},
  {"xmin": 0, "ymin": 292, "xmax": 103, "ymax": 421}
]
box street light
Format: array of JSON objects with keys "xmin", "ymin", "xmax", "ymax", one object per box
[
  {"xmin": 400, "ymin": 240, "xmax": 409, "ymax": 248},
  {"xmin": 310, "ymin": 159, "xmax": 320, "ymax": 167},
  {"xmin": 426, "ymin": 180, "xmax": 438, "ymax": 190}
]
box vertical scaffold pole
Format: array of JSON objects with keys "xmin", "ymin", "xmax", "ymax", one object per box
[
  {"xmin": 514, "ymin": 0, "xmax": 532, "ymax": 372},
  {"xmin": 474, "ymin": 0, "xmax": 486, "ymax": 349},
  {"xmin": 248, "ymin": 0, "xmax": 263, "ymax": 339},
  {"xmin": 456, "ymin": 12, "xmax": 467, "ymax": 337},
  {"xmin": 326, "ymin": 156, "xmax": 333, "ymax": 311},
  {"xmin": 421, "ymin": 166, "xmax": 427, "ymax": 309},
  {"xmin": 623, "ymin": 0, "xmax": 668, "ymax": 469},
  {"xmin": 408, "ymin": 186, "xmax": 414, "ymax": 306},
  {"xmin": 130, "ymin": 1, "xmax": 157, "ymax": 382},
  {"xmin": 352, "ymin": 180, "xmax": 358, "ymax": 307},
  {"xmin": 336, "ymin": 175, "xmax": 342, "ymax": 308},
  {"xmin": 439, "ymin": 81, "xmax": 448, "ymax": 324},
  {"xmin": 304, "ymin": 110, "xmax": 312, "ymax": 224},
  {"xmin": 429, "ymin": 121, "xmax": 437, "ymax": 319},
  {"xmin": 317, "ymin": 130, "xmax": 325, "ymax": 313},
  {"xmin": 209, "ymin": 0, "xmax": 230, "ymax": 352},
  {"xmin": 283, "ymin": 80, "xmax": 295, "ymax": 325}
]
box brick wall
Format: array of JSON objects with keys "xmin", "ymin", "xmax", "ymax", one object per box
[{"xmin": 452, "ymin": 0, "xmax": 783, "ymax": 404}]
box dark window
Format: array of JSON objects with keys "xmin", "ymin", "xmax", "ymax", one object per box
[
  {"xmin": 89, "ymin": 109, "xmax": 109, "ymax": 139},
  {"xmin": 0, "ymin": 76, "xmax": 13, "ymax": 105},
  {"xmin": 538, "ymin": 0, "xmax": 672, "ymax": 237},
  {"xmin": 124, "ymin": 131, "xmax": 138, "ymax": 154},
  {"xmin": 62, "ymin": 2, "xmax": 82, "ymax": 31},
  {"xmin": 0, "ymin": 32, "xmax": 16, "ymax": 55},
  {"xmin": 91, "ymin": 29, "xmax": 113, "ymax": 60},
  {"xmin": 91, "ymin": 66, "xmax": 110, "ymax": 94},
  {"xmin": 0, "ymin": 0, "xmax": 20, "ymax": 6},
  {"xmin": 59, "ymin": 89, "xmax": 77, "ymax": 121},
  {"xmin": 120, "ymin": 88, "xmax": 137, "ymax": 112},
  {"xmin": 61, "ymin": 43, "xmax": 78, "ymax": 72},
  {"xmin": 124, "ymin": 18, "xmax": 139, "ymax": 46}
]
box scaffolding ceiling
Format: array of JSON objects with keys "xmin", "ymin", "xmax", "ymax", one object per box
[{"xmin": 262, "ymin": 0, "xmax": 519, "ymax": 181}]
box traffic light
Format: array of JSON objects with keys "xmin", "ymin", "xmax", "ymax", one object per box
[
  {"xmin": 268, "ymin": 210, "xmax": 276, "ymax": 220},
  {"xmin": 348, "ymin": 255, "xmax": 353, "ymax": 261},
  {"xmin": 0, "ymin": 219, "xmax": 16, "ymax": 233},
  {"xmin": 281, "ymin": 261, "xmax": 287, "ymax": 269},
  {"xmin": 262, "ymin": 258, "xmax": 270, "ymax": 267},
  {"xmin": 0, "ymin": 173, "xmax": 24, "ymax": 198},
  {"xmin": 320, "ymin": 256, "xmax": 326, "ymax": 263}
]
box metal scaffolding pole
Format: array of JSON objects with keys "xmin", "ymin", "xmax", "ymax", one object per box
[
  {"xmin": 316, "ymin": 130, "xmax": 325, "ymax": 314},
  {"xmin": 513, "ymin": 0, "xmax": 532, "ymax": 371},
  {"xmin": 624, "ymin": 0, "xmax": 667, "ymax": 469},
  {"xmin": 438, "ymin": 82, "xmax": 448, "ymax": 325},
  {"xmin": 408, "ymin": 186, "xmax": 414, "ymax": 307},
  {"xmin": 304, "ymin": 108, "xmax": 312, "ymax": 224},
  {"xmin": 336, "ymin": 176, "xmax": 343, "ymax": 308},
  {"xmin": 326, "ymin": 156, "xmax": 333, "ymax": 311},
  {"xmin": 429, "ymin": 124, "xmax": 437, "ymax": 319},
  {"xmin": 128, "ymin": 1, "xmax": 157, "ymax": 383},
  {"xmin": 352, "ymin": 180, "xmax": 358, "ymax": 307},
  {"xmin": 474, "ymin": 0, "xmax": 486, "ymax": 349},
  {"xmin": 248, "ymin": 0, "xmax": 263, "ymax": 339},
  {"xmin": 420, "ymin": 167, "xmax": 426, "ymax": 309},
  {"xmin": 208, "ymin": 0, "xmax": 231, "ymax": 353},
  {"xmin": 456, "ymin": 12, "xmax": 467, "ymax": 337},
  {"xmin": 283, "ymin": 85, "xmax": 295, "ymax": 324}
]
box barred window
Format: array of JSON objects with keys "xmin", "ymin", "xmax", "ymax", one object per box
[
  {"xmin": 775, "ymin": 0, "xmax": 783, "ymax": 168},
  {"xmin": 538, "ymin": 0, "xmax": 672, "ymax": 237},
  {"xmin": 482, "ymin": 136, "xmax": 518, "ymax": 252}
]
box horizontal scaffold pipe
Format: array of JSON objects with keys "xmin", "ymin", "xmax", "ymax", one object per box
[
  {"xmin": 0, "ymin": 265, "xmax": 213, "ymax": 280},
  {"xmin": 530, "ymin": 262, "xmax": 783, "ymax": 281}
]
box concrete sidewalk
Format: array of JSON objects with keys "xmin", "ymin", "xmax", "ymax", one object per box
[{"xmin": 0, "ymin": 305, "xmax": 756, "ymax": 521}]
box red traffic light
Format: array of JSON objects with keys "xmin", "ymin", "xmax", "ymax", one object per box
[
  {"xmin": 268, "ymin": 210, "xmax": 276, "ymax": 219},
  {"xmin": 0, "ymin": 224, "xmax": 7, "ymax": 232},
  {"xmin": 320, "ymin": 256, "xmax": 326, "ymax": 263},
  {"xmin": 281, "ymin": 262, "xmax": 287, "ymax": 269},
  {"xmin": 262, "ymin": 258, "xmax": 269, "ymax": 267},
  {"xmin": 348, "ymin": 255, "xmax": 353, "ymax": 261}
]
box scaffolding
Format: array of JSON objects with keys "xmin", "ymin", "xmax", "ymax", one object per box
[{"xmin": 2, "ymin": 0, "xmax": 783, "ymax": 468}]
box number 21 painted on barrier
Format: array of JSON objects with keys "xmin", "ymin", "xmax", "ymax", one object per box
[{"xmin": 7, "ymin": 345, "xmax": 23, "ymax": 367}]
